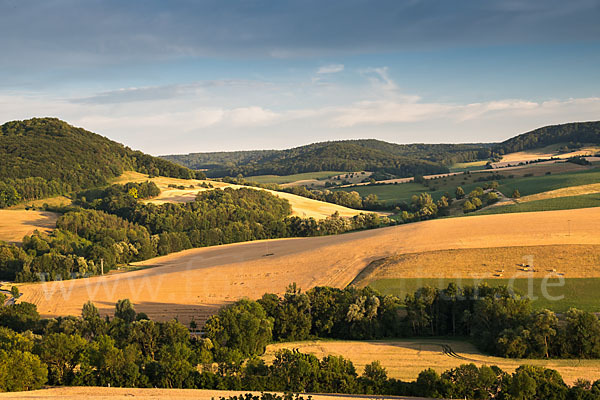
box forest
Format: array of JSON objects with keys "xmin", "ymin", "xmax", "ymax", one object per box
[
  {"xmin": 493, "ymin": 121, "xmax": 600, "ymax": 155},
  {"xmin": 162, "ymin": 140, "xmax": 490, "ymax": 178},
  {"xmin": 0, "ymin": 118, "xmax": 204, "ymax": 208},
  {"xmin": 0, "ymin": 183, "xmax": 390, "ymax": 282},
  {"xmin": 2, "ymin": 284, "xmax": 600, "ymax": 399}
]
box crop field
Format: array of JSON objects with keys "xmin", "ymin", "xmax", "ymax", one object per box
[
  {"xmin": 352, "ymin": 244, "xmax": 600, "ymax": 282},
  {"xmin": 500, "ymin": 143, "xmax": 600, "ymax": 163},
  {"xmin": 0, "ymin": 387, "xmax": 414, "ymax": 400},
  {"xmin": 333, "ymin": 165, "xmax": 600, "ymax": 205},
  {"xmin": 264, "ymin": 339, "xmax": 600, "ymax": 385},
  {"xmin": 475, "ymin": 193, "xmax": 600, "ymax": 215},
  {"xmin": 245, "ymin": 171, "xmax": 348, "ymax": 184},
  {"xmin": 17, "ymin": 207, "xmax": 600, "ymax": 325},
  {"xmin": 449, "ymin": 160, "xmax": 490, "ymax": 172},
  {"xmin": 518, "ymin": 182, "xmax": 600, "ymax": 203},
  {"xmin": 7, "ymin": 195, "xmax": 72, "ymax": 210},
  {"xmin": 114, "ymin": 171, "xmax": 368, "ymax": 220},
  {"xmin": 0, "ymin": 210, "xmax": 58, "ymax": 244}
]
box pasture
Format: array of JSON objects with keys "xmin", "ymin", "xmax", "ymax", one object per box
[
  {"xmin": 449, "ymin": 160, "xmax": 490, "ymax": 172},
  {"xmin": 368, "ymin": 277, "xmax": 600, "ymax": 313},
  {"xmin": 332, "ymin": 164, "xmax": 600, "ymax": 205},
  {"xmin": 475, "ymin": 193, "xmax": 600, "ymax": 215},
  {"xmin": 0, "ymin": 210, "xmax": 58, "ymax": 244},
  {"xmin": 264, "ymin": 339, "xmax": 600, "ymax": 385},
  {"xmin": 18, "ymin": 207, "xmax": 600, "ymax": 325}
]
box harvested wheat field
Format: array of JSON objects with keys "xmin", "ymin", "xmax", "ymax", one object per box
[
  {"xmin": 518, "ymin": 183, "xmax": 600, "ymax": 203},
  {"xmin": 0, "ymin": 210, "xmax": 58, "ymax": 244},
  {"xmin": 114, "ymin": 171, "xmax": 368, "ymax": 220},
  {"xmin": 7, "ymin": 195, "xmax": 72, "ymax": 210},
  {"xmin": 17, "ymin": 207, "xmax": 600, "ymax": 325},
  {"xmin": 500, "ymin": 144, "xmax": 600, "ymax": 163},
  {"xmin": 264, "ymin": 339, "xmax": 600, "ymax": 385},
  {"xmin": 0, "ymin": 387, "xmax": 428, "ymax": 400},
  {"xmin": 351, "ymin": 244, "xmax": 600, "ymax": 285}
]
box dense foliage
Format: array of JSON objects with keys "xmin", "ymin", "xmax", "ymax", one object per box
[
  {"xmin": 1, "ymin": 184, "xmax": 390, "ymax": 282},
  {"xmin": 0, "ymin": 118, "xmax": 204, "ymax": 208},
  {"xmin": 2, "ymin": 289, "xmax": 600, "ymax": 398},
  {"xmin": 163, "ymin": 140, "xmax": 492, "ymax": 178},
  {"xmin": 493, "ymin": 121, "xmax": 600, "ymax": 155},
  {"xmin": 223, "ymin": 176, "xmax": 384, "ymax": 210}
]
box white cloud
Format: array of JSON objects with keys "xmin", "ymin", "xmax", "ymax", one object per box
[
  {"xmin": 226, "ymin": 107, "xmax": 280, "ymax": 127},
  {"xmin": 1, "ymin": 68, "xmax": 599, "ymax": 154},
  {"xmin": 317, "ymin": 64, "xmax": 344, "ymax": 74}
]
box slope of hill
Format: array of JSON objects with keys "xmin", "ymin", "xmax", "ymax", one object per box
[
  {"xmin": 162, "ymin": 140, "xmax": 490, "ymax": 178},
  {"xmin": 0, "ymin": 118, "xmax": 204, "ymax": 208},
  {"xmin": 493, "ymin": 121, "xmax": 600, "ymax": 155},
  {"xmin": 19, "ymin": 207, "xmax": 600, "ymax": 325}
]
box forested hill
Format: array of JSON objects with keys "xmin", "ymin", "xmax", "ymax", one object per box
[
  {"xmin": 493, "ymin": 121, "xmax": 600, "ymax": 155},
  {"xmin": 0, "ymin": 118, "xmax": 203, "ymax": 207},
  {"xmin": 162, "ymin": 139, "xmax": 491, "ymax": 178}
]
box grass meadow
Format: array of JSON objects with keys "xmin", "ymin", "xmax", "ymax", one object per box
[{"xmin": 368, "ymin": 277, "xmax": 600, "ymax": 312}]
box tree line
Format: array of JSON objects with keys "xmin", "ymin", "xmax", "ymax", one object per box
[
  {"xmin": 492, "ymin": 121, "xmax": 600, "ymax": 156},
  {"xmin": 222, "ymin": 176, "xmax": 384, "ymax": 211},
  {"xmin": 0, "ymin": 184, "xmax": 391, "ymax": 282},
  {"xmin": 2, "ymin": 287, "xmax": 600, "ymax": 398},
  {"xmin": 162, "ymin": 139, "xmax": 492, "ymax": 178},
  {"xmin": 0, "ymin": 118, "xmax": 204, "ymax": 208}
]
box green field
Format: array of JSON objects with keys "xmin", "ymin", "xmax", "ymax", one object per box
[
  {"xmin": 497, "ymin": 167, "xmax": 600, "ymax": 197},
  {"xmin": 449, "ymin": 160, "xmax": 490, "ymax": 173},
  {"xmin": 333, "ymin": 167, "xmax": 600, "ymax": 205},
  {"xmin": 475, "ymin": 193, "xmax": 600, "ymax": 215},
  {"xmin": 369, "ymin": 278, "xmax": 600, "ymax": 312},
  {"xmin": 246, "ymin": 171, "xmax": 348, "ymax": 184}
]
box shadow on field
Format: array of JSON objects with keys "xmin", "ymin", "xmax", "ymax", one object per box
[
  {"xmin": 92, "ymin": 300, "xmax": 226, "ymax": 326},
  {"xmin": 365, "ymin": 339, "xmax": 485, "ymax": 359}
]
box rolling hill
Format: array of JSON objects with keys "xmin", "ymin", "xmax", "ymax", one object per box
[
  {"xmin": 0, "ymin": 118, "xmax": 204, "ymax": 208},
  {"xmin": 161, "ymin": 140, "xmax": 490, "ymax": 178},
  {"xmin": 162, "ymin": 121, "xmax": 600, "ymax": 179},
  {"xmin": 492, "ymin": 121, "xmax": 600, "ymax": 155}
]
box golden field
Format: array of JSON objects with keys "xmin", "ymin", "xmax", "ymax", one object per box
[
  {"xmin": 265, "ymin": 339, "xmax": 600, "ymax": 385},
  {"xmin": 0, "ymin": 387, "xmax": 427, "ymax": 400},
  {"xmin": 17, "ymin": 207, "xmax": 600, "ymax": 325},
  {"xmin": 351, "ymin": 244, "xmax": 600, "ymax": 286},
  {"xmin": 0, "ymin": 210, "xmax": 58, "ymax": 244},
  {"xmin": 115, "ymin": 171, "xmax": 369, "ymax": 220}
]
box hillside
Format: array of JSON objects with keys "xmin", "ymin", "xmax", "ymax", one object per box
[
  {"xmin": 493, "ymin": 121, "xmax": 600, "ymax": 155},
  {"xmin": 162, "ymin": 122, "xmax": 600, "ymax": 179},
  {"xmin": 19, "ymin": 207, "xmax": 600, "ymax": 325},
  {"xmin": 162, "ymin": 140, "xmax": 490, "ymax": 178},
  {"xmin": 0, "ymin": 118, "xmax": 204, "ymax": 208}
]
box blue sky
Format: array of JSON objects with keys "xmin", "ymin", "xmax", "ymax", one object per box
[{"xmin": 1, "ymin": 0, "xmax": 599, "ymax": 154}]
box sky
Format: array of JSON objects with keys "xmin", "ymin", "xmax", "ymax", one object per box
[{"xmin": 1, "ymin": 0, "xmax": 599, "ymax": 155}]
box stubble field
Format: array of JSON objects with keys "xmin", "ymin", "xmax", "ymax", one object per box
[
  {"xmin": 17, "ymin": 207, "xmax": 600, "ymax": 325},
  {"xmin": 264, "ymin": 339, "xmax": 600, "ymax": 385},
  {"xmin": 0, "ymin": 210, "xmax": 59, "ymax": 244}
]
